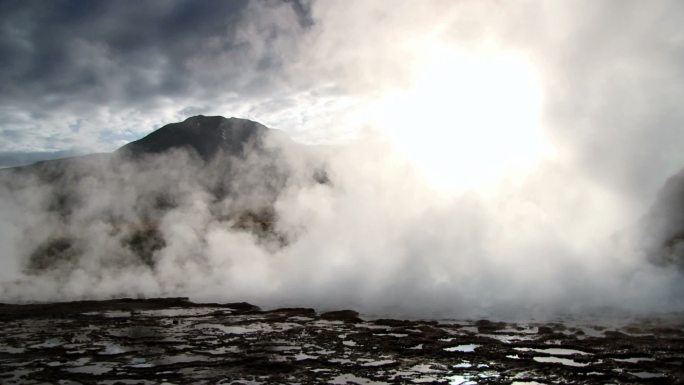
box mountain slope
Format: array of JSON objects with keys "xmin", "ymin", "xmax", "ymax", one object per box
[
  {"xmin": 118, "ymin": 116, "xmax": 270, "ymax": 161},
  {"xmin": 0, "ymin": 116, "xmax": 323, "ymax": 275}
]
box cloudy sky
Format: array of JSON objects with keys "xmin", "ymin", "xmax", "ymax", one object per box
[{"xmin": 1, "ymin": 0, "xmax": 684, "ymax": 206}]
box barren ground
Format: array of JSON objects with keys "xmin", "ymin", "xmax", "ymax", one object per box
[{"xmin": 0, "ymin": 298, "xmax": 682, "ymax": 384}]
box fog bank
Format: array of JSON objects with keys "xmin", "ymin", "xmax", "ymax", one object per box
[{"xmin": 0, "ymin": 129, "xmax": 681, "ymax": 319}]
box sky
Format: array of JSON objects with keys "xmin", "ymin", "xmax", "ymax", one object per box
[
  {"xmin": 1, "ymin": 1, "xmax": 683, "ymax": 204},
  {"xmin": 1, "ymin": 1, "xmax": 684, "ymax": 316}
]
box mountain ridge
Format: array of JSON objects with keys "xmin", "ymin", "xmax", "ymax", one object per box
[
  {"xmin": 118, "ymin": 115, "xmax": 271, "ymax": 161},
  {"xmin": 0, "ymin": 115, "xmax": 319, "ymax": 273}
]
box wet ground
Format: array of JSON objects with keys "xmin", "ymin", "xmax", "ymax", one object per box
[{"xmin": 0, "ymin": 298, "xmax": 682, "ymax": 384}]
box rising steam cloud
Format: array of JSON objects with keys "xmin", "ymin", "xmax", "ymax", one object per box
[{"xmin": 0, "ymin": 127, "xmax": 682, "ymax": 320}]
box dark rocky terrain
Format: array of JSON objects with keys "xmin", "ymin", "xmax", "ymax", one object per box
[{"xmin": 0, "ymin": 298, "xmax": 682, "ymax": 384}]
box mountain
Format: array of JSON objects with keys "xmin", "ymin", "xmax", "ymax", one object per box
[
  {"xmin": 1, "ymin": 116, "xmax": 281, "ymax": 184},
  {"xmin": 0, "ymin": 116, "xmax": 324, "ymax": 274},
  {"xmin": 118, "ymin": 116, "xmax": 271, "ymax": 161}
]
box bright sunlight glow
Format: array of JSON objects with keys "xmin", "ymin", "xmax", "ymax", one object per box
[{"xmin": 369, "ymin": 45, "xmax": 550, "ymax": 191}]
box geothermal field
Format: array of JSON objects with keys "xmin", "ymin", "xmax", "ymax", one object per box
[
  {"xmin": 1, "ymin": 298, "xmax": 683, "ymax": 384},
  {"xmin": 2, "ymin": 1, "xmax": 684, "ymax": 384}
]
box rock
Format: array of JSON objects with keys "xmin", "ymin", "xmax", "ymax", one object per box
[
  {"xmin": 373, "ymin": 319, "xmax": 414, "ymax": 327},
  {"xmin": 223, "ymin": 302, "xmax": 261, "ymax": 313},
  {"xmin": 320, "ymin": 310, "xmax": 362, "ymax": 323},
  {"xmin": 475, "ymin": 319, "xmax": 506, "ymax": 333}
]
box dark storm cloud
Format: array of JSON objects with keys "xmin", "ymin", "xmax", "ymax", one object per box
[
  {"xmin": 0, "ymin": 0, "xmax": 310, "ymax": 153},
  {"xmin": 0, "ymin": 0, "xmax": 308, "ymax": 105},
  {"xmin": 1, "ymin": 0, "xmax": 683, "ymax": 208}
]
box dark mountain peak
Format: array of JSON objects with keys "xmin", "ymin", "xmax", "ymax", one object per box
[{"xmin": 118, "ymin": 115, "xmax": 270, "ymax": 161}]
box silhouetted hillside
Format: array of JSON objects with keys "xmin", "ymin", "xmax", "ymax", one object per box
[
  {"xmin": 0, "ymin": 116, "xmax": 324, "ymax": 274},
  {"xmin": 118, "ymin": 116, "xmax": 270, "ymax": 161}
]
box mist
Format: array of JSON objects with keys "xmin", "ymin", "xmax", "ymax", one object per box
[{"xmin": 0, "ymin": 126, "xmax": 680, "ymax": 320}]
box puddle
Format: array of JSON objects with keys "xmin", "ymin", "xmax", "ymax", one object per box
[
  {"xmin": 445, "ymin": 374, "xmax": 477, "ymax": 385},
  {"xmin": 477, "ymin": 333, "xmax": 536, "ymax": 343},
  {"xmin": 613, "ymin": 357, "xmax": 655, "ymax": 363},
  {"xmin": 357, "ymin": 324, "xmax": 391, "ymax": 330},
  {"xmin": 533, "ymin": 356, "xmax": 590, "ymax": 367},
  {"xmin": 329, "ymin": 374, "xmax": 390, "ymax": 385},
  {"xmin": 413, "ymin": 377, "xmax": 443, "ymax": 383},
  {"xmin": 200, "ymin": 346, "xmax": 241, "ymax": 355},
  {"xmin": 65, "ymin": 364, "xmax": 113, "ymax": 375},
  {"xmin": 161, "ymin": 354, "xmax": 208, "ymax": 364},
  {"xmin": 500, "ymin": 326, "xmax": 538, "ymax": 334},
  {"xmin": 271, "ymin": 322, "xmax": 303, "ymax": 331},
  {"xmin": 329, "ymin": 358, "xmax": 354, "ymax": 365},
  {"xmin": 375, "ymin": 333, "xmax": 409, "ymax": 337},
  {"xmin": 294, "ymin": 353, "xmax": 318, "ymax": 360},
  {"xmin": 514, "ymin": 347, "xmax": 590, "ymax": 355},
  {"xmin": 195, "ymin": 323, "xmax": 272, "ymax": 334},
  {"xmin": 129, "ymin": 363, "xmax": 156, "ymax": 368},
  {"xmin": 30, "ymin": 338, "xmax": 63, "ymax": 348},
  {"xmin": 265, "ymin": 345, "xmax": 300, "ymax": 352},
  {"xmin": 0, "ymin": 346, "xmax": 26, "ymax": 354},
  {"xmin": 67, "ymin": 357, "xmax": 91, "ymax": 366},
  {"xmin": 575, "ymin": 326, "xmax": 606, "ymax": 338},
  {"xmin": 629, "ymin": 371, "xmax": 666, "ymax": 379},
  {"xmin": 361, "ymin": 359, "xmax": 396, "ymax": 367},
  {"xmin": 311, "ymin": 320, "xmax": 344, "ymax": 327},
  {"xmin": 138, "ymin": 307, "xmax": 230, "ymax": 317},
  {"xmin": 82, "ymin": 310, "xmax": 131, "ymax": 318},
  {"xmin": 475, "ymin": 370, "xmax": 500, "ymax": 380},
  {"xmin": 408, "ymin": 364, "xmax": 441, "ymax": 373},
  {"xmin": 98, "ymin": 343, "xmax": 131, "ymax": 355},
  {"xmin": 444, "ymin": 344, "xmax": 479, "ymax": 353}
]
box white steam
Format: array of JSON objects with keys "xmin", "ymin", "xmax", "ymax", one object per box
[{"xmin": 0, "ymin": 130, "xmax": 681, "ymax": 319}]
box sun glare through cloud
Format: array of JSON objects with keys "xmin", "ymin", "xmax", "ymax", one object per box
[{"xmin": 369, "ymin": 44, "xmax": 550, "ymax": 191}]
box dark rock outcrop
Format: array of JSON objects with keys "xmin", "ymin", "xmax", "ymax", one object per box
[{"xmin": 320, "ymin": 310, "xmax": 363, "ymax": 323}]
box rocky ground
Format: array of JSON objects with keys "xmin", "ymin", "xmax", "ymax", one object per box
[{"xmin": 0, "ymin": 298, "xmax": 682, "ymax": 384}]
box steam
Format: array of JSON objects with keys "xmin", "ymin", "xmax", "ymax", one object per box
[{"xmin": 0, "ymin": 130, "xmax": 681, "ymax": 319}]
